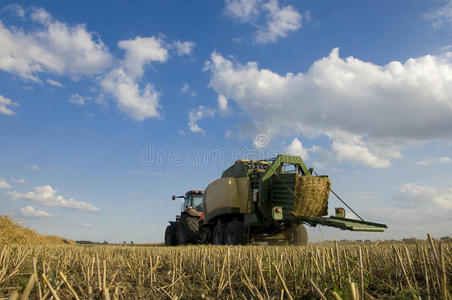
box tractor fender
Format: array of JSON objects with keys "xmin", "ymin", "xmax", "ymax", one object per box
[{"xmin": 183, "ymin": 208, "xmax": 204, "ymax": 221}]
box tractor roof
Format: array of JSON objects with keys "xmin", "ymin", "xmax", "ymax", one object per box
[{"xmin": 186, "ymin": 190, "xmax": 204, "ymax": 195}]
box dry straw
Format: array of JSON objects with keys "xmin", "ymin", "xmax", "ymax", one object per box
[{"xmin": 293, "ymin": 175, "xmax": 331, "ymax": 217}]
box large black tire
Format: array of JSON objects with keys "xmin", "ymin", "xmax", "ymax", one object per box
[
  {"xmin": 285, "ymin": 223, "xmax": 308, "ymax": 246},
  {"xmin": 224, "ymin": 221, "xmax": 245, "ymax": 245},
  {"xmin": 212, "ymin": 223, "xmax": 227, "ymax": 245},
  {"xmin": 176, "ymin": 214, "xmax": 200, "ymax": 245},
  {"xmin": 164, "ymin": 225, "xmax": 178, "ymax": 246}
]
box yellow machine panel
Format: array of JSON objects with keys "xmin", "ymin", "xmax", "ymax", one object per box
[{"xmin": 203, "ymin": 177, "xmax": 250, "ymax": 222}]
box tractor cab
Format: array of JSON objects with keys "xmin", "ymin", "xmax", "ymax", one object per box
[{"xmin": 172, "ymin": 190, "xmax": 204, "ymax": 213}]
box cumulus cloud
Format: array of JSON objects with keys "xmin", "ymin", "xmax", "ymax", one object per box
[
  {"xmin": 399, "ymin": 183, "xmax": 452, "ymax": 210},
  {"xmin": 99, "ymin": 36, "xmax": 183, "ymax": 120},
  {"xmin": 20, "ymin": 205, "xmax": 55, "ymax": 218},
  {"xmin": 360, "ymin": 183, "xmax": 452, "ymax": 238},
  {"xmin": 173, "ymin": 40, "xmax": 195, "ymax": 56},
  {"xmin": 101, "ymin": 67, "xmax": 160, "ymax": 121},
  {"xmin": 118, "ymin": 36, "xmax": 168, "ymax": 78},
  {"xmin": 68, "ymin": 93, "xmax": 88, "ymax": 106},
  {"xmin": 180, "ymin": 83, "xmax": 190, "ymax": 93},
  {"xmin": 11, "ymin": 178, "xmax": 26, "ymax": 184},
  {"xmin": 7, "ymin": 185, "xmax": 100, "ymax": 211},
  {"xmin": 424, "ymin": 0, "xmax": 452, "ymax": 30},
  {"xmin": 416, "ymin": 156, "xmax": 452, "ymax": 166},
  {"xmin": 218, "ymin": 94, "xmax": 229, "ymax": 111},
  {"xmin": 255, "ymin": 0, "xmax": 302, "ymax": 44},
  {"xmin": 332, "ymin": 138, "xmax": 390, "ymax": 168},
  {"xmin": 225, "ymin": 0, "xmax": 260, "ymax": 22},
  {"xmin": 0, "ymin": 94, "xmax": 19, "ymax": 115},
  {"xmin": 46, "ymin": 79, "xmax": 64, "ymax": 88},
  {"xmin": 180, "ymin": 83, "xmax": 197, "ymax": 97},
  {"xmin": 206, "ymin": 48, "xmax": 452, "ymax": 167},
  {"xmin": 0, "ymin": 179, "xmax": 11, "ymax": 189},
  {"xmin": 0, "ymin": 7, "xmax": 112, "ymax": 81},
  {"xmin": 225, "ymin": 0, "xmax": 304, "ymax": 44},
  {"xmin": 370, "ymin": 183, "xmax": 452, "ymax": 223},
  {"xmin": 1, "ymin": 6, "xmax": 196, "ymax": 121},
  {"xmin": 4, "ymin": 4, "xmax": 25, "ymax": 18},
  {"xmin": 188, "ymin": 106, "xmax": 216, "ymax": 134},
  {"xmin": 285, "ymin": 138, "xmax": 309, "ymax": 160}
]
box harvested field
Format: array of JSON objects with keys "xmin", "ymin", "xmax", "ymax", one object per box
[
  {"xmin": 0, "ymin": 216, "xmax": 74, "ymax": 246},
  {"xmin": 0, "ymin": 239, "xmax": 451, "ymax": 299}
]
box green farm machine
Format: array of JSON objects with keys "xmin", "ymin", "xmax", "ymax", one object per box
[{"xmin": 165, "ymin": 154, "xmax": 386, "ymax": 246}]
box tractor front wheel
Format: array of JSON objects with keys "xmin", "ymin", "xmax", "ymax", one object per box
[
  {"xmin": 164, "ymin": 225, "xmax": 177, "ymax": 246},
  {"xmin": 176, "ymin": 214, "xmax": 200, "ymax": 245}
]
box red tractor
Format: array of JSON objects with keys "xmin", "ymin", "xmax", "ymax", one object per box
[{"xmin": 165, "ymin": 190, "xmax": 204, "ymax": 246}]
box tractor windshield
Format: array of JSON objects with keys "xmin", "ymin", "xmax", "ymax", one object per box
[{"xmin": 192, "ymin": 195, "xmax": 203, "ymax": 211}]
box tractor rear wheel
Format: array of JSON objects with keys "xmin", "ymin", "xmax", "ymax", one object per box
[
  {"xmin": 285, "ymin": 223, "xmax": 308, "ymax": 246},
  {"xmin": 164, "ymin": 225, "xmax": 177, "ymax": 246},
  {"xmin": 176, "ymin": 214, "xmax": 200, "ymax": 245},
  {"xmin": 212, "ymin": 223, "xmax": 227, "ymax": 245},
  {"xmin": 225, "ymin": 221, "xmax": 245, "ymax": 245}
]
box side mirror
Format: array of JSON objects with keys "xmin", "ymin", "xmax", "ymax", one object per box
[{"xmin": 172, "ymin": 195, "xmax": 176, "ymax": 201}]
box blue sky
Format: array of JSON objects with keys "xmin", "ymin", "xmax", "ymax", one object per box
[{"xmin": 0, "ymin": 0, "xmax": 451, "ymax": 243}]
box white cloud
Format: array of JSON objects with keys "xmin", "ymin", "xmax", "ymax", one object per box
[
  {"xmin": 255, "ymin": 0, "xmax": 302, "ymax": 44},
  {"xmin": 68, "ymin": 93, "xmax": 87, "ymax": 106},
  {"xmin": 46, "ymin": 79, "xmax": 64, "ymax": 88},
  {"xmin": 0, "ymin": 179, "xmax": 11, "ymax": 189},
  {"xmin": 180, "ymin": 83, "xmax": 197, "ymax": 97},
  {"xmin": 188, "ymin": 106, "xmax": 216, "ymax": 134},
  {"xmin": 180, "ymin": 83, "xmax": 190, "ymax": 93},
  {"xmin": 206, "ymin": 48, "xmax": 452, "ymax": 168},
  {"xmin": 225, "ymin": 0, "xmax": 303, "ymax": 44},
  {"xmin": 118, "ymin": 36, "xmax": 168, "ymax": 78},
  {"xmin": 0, "ymin": 7, "xmax": 112, "ymax": 81},
  {"xmin": 4, "ymin": 4, "xmax": 25, "ymax": 18},
  {"xmin": 20, "ymin": 206, "xmax": 55, "ymax": 218},
  {"xmin": 11, "ymin": 178, "xmax": 26, "ymax": 184},
  {"xmin": 399, "ymin": 183, "xmax": 452, "ymax": 210},
  {"xmin": 100, "ymin": 36, "xmax": 170, "ymax": 121},
  {"xmin": 101, "ymin": 67, "xmax": 160, "ymax": 121},
  {"xmin": 173, "ymin": 40, "xmax": 195, "ymax": 56},
  {"xmin": 225, "ymin": 0, "xmax": 260, "ymax": 22},
  {"xmin": 1, "ymin": 7, "xmax": 196, "ymax": 122},
  {"xmin": 29, "ymin": 165, "xmax": 40, "ymax": 171},
  {"xmin": 81, "ymin": 223, "xmax": 93, "ymax": 227},
  {"xmin": 424, "ymin": 0, "xmax": 452, "ymax": 30},
  {"xmin": 7, "ymin": 185, "xmax": 100, "ymax": 211},
  {"xmin": 361, "ymin": 183, "xmax": 452, "ymax": 238},
  {"xmin": 285, "ymin": 138, "xmax": 309, "ymax": 160},
  {"xmin": 416, "ymin": 156, "xmax": 452, "ymax": 166},
  {"xmin": 0, "ymin": 94, "xmax": 19, "ymax": 115},
  {"xmin": 218, "ymin": 94, "xmax": 228, "ymax": 111},
  {"xmin": 332, "ymin": 138, "xmax": 390, "ymax": 168}
]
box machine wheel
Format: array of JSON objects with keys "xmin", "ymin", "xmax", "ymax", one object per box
[
  {"xmin": 176, "ymin": 214, "xmax": 200, "ymax": 245},
  {"xmin": 225, "ymin": 221, "xmax": 245, "ymax": 245},
  {"xmin": 212, "ymin": 223, "xmax": 227, "ymax": 245},
  {"xmin": 164, "ymin": 225, "xmax": 178, "ymax": 246},
  {"xmin": 285, "ymin": 223, "xmax": 308, "ymax": 246}
]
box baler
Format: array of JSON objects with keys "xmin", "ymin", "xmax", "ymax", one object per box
[{"xmin": 165, "ymin": 154, "xmax": 386, "ymax": 245}]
